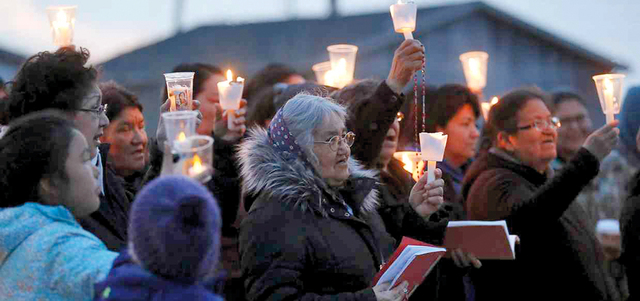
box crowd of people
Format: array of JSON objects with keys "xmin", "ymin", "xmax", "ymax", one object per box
[{"xmin": 0, "ymin": 38, "xmax": 638, "ymax": 301}]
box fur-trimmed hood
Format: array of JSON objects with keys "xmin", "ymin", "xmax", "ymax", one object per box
[{"xmin": 237, "ymin": 127, "xmax": 380, "ymax": 216}]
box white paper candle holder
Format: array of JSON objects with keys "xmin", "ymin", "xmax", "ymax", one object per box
[
  {"xmin": 460, "ymin": 51, "xmax": 489, "ymax": 92},
  {"xmin": 390, "ymin": 1, "xmax": 417, "ymax": 40},
  {"xmin": 419, "ymin": 132, "xmax": 448, "ymax": 183},
  {"xmin": 47, "ymin": 6, "xmax": 77, "ymax": 47},
  {"xmin": 593, "ymin": 74, "xmax": 626, "ymax": 124},
  {"xmin": 327, "ymin": 44, "xmax": 358, "ymax": 89}
]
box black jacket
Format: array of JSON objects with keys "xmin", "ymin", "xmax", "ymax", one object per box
[
  {"xmin": 78, "ymin": 144, "xmax": 132, "ymax": 252},
  {"xmin": 622, "ymin": 171, "xmax": 640, "ymax": 301},
  {"xmin": 462, "ymin": 147, "xmax": 620, "ymax": 301},
  {"xmin": 238, "ymin": 127, "xmax": 398, "ymax": 301}
]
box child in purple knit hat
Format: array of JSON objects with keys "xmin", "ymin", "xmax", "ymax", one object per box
[{"xmin": 94, "ymin": 175, "xmax": 223, "ymax": 301}]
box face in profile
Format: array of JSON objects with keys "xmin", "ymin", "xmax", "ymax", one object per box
[
  {"xmin": 102, "ymin": 107, "xmax": 148, "ymax": 177},
  {"xmin": 313, "ymin": 113, "xmax": 351, "ymax": 187},
  {"xmin": 438, "ymin": 104, "xmax": 480, "ymax": 166},
  {"xmin": 55, "ymin": 130, "xmax": 101, "ymax": 217},
  {"xmin": 501, "ymin": 99, "xmax": 558, "ymax": 171},
  {"xmin": 73, "ymin": 83, "xmax": 109, "ymax": 158}
]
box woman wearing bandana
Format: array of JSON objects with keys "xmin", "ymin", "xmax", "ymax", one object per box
[{"xmin": 238, "ymin": 94, "xmax": 445, "ymax": 301}]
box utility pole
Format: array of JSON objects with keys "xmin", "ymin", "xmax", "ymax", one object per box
[
  {"xmin": 329, "ymin": 0, "xmax": 338, "ymax": 19},
  {"xmin": 174, "ymin": 0, "xmax": 185, "ymax": 35}
]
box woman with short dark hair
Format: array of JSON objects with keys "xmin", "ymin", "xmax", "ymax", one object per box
[
  {"xmin": 463, "ymin": 87, "xmax": 621, "ymax": 301},
  {"xmin": 6, "ymin": 47, "xmax": 130, "ymax": 251},
  {"xmin": 99, "ymin": 81, "xmax": 148, "ymax": 195}
]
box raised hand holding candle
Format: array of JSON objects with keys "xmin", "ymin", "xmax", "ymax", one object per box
[
  {"xmin": 593, "ymin": 74, "xmax": 625, "ymax": 124},
  {"xmin": 460, "ymin": 51, "xmax": 489, "ymax": 93},
  {"xmin": 419, "ymin": 132, "xmax": 448, "ymax": 183},
  {"xmin": 217, "ymin": 69, "xmax": 245, "ymax": 128},
  {"xmin": 390, "ymin": 0, "xmax": 417, "ymax": 40},
  {"xmin": 47, "ymin": 6, "xmax": 77, "ymax": 47}
]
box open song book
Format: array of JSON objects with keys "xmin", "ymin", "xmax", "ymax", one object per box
[
  {"xmin": 372, "ymin": 237, "xmax": 446, "ymax": 294},
  {"xmin": 443, "ymin": 220, "xmax": 518, "ymax": 260}
]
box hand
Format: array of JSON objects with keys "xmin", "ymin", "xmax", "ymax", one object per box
[
  {"xmin": 451, "ymin": 249, "xmax": 482, "ymax": 269},
  {"xmin": 582, "ymin": 120, "xmax": 619, "ymax": 161},
  {"xmin": 156, "ymin": 99, "xmax": 203, "ymax": 150},
  {"xmin": 373, "ymin": 281, "xmax": 409, "ymax": 301},
  {"xmin": 408, "ymin": 168, "xmax": 444, "ymax": 221},
  {"xmin": 386, "ymin": 39, "xmax": 425, "ymax": 94},
  {"xmin": 215, "ymin": 99, "xmax": 247, "ymax": 142}
]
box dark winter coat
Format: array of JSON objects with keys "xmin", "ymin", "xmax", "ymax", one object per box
[
  {"xmin": 462, "ymin": 147, "xmax": 620, "ymax": 301},
  {"xmin": 621, "ymin": 171, "xmax": 640, "ymax": 301},
  {"xmin": 94, "ymin": 251, "xmax": 224, "ymax": 301},
  {"xmin": 238, "ymin": 127, "xmax": 400, "ymax": 301},
  {"xmin": 344, "ymin": 80, "xmax": 460, "ymax": 301},
  {"xmin": 78, "ymin": 144, "xmax": 133, "ymax": 252}
]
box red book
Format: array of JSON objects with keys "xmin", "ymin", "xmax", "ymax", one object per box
[
  {"xmin": 372, "ymin": 237, "xmax": 446, "ymax": 295},
  {"xmin": 443, "ymin": 220, "xmax": 518, "ymax": 260}
]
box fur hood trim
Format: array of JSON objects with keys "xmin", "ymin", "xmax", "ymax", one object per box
[{"xmin": 237, "ymin": 127, "xmax": 379, "ymax": 216}]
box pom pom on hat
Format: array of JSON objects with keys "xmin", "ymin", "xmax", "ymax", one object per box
[{"xmin": 128, "ymin": 175, "xmax": 221, "ymax": 283}]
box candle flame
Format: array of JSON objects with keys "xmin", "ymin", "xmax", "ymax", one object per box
[
  {"xmin": 469, "ymin": 57, "xmax": 481, "ymax": 77},
  {"xmin": 237, "ymin": 76, "xmax": 245, "ymax": 83},
  {"xmin": 604, "ymin": 77, "xmax": 614, "ymax": 93},
  {"xmin": 192, "ymin": 154, "xmax": 204, "ymax": 173},
  {"xmin": 490, "ymin": 96, "xmax": 499, "ymax": 106},
  {"xmin": 226, "ymin": 70, "xmax": 233, "ymax": 82},
  {"xmin": 56, "ymin": 10, "xmax": 68, "ymax": 24},
  {"xmin": 401, "ymin": 153, "xmax": 413, "ymax": 173},
  {"xmin": 177, "ymin": 132, "xmax": 186, "ymax": 141}
]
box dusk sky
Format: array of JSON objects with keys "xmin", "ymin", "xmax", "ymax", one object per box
[{"xmin": 2, "ymin": 0, "xmax": 639, "ymax": 92}]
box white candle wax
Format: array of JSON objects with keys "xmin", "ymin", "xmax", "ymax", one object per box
[{"xmin": 604, "ymin": 78, "xmax": 615, "ymax": 124}]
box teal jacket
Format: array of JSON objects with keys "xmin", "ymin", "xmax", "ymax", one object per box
[{"xmin": 0, "ymin": 203, "xmax": 118, "ymax": 300}]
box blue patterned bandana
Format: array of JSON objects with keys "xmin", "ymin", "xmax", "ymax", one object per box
[{"xmin": 268, "ymin": 108, "xmax": 313, "ymax": 168}]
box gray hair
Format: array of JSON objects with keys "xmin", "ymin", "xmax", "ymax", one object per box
[{"xmin": 282, "ymin": 93, "xmax": 348, "ymax": 168}]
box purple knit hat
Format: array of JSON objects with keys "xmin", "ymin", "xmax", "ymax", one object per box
[{"xmin": 128, "ymin": 175, "xmax": 221, "ymax": 283}]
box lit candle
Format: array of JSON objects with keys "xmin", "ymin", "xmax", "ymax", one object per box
[
  {"xmin": 217, "ymin": 69, "xmax": 245, "ymax": 129},
  {"xmin": 390, "ymin": 0, "xmax": 417, "ymax": 40},
  {"xmin": 419, "ymin": 132, "xmax": 448, "ymax": 183},
  {"xmin": 603, "ymin": 78, "xmax": 615, "ymax": 124},
  {"xmin": 393, "ymin": 151, "xmax": 424, "ymax": 182},
  {"xmin": 47, "ymin": 7, "xmax": 76, "ymax": 47},
  {"xmin": 460, "ymin": 51, "xmax": 489, "ymax": 93},
  {"xmin": 187, "ymin": 154, "xmax": 205, "ymax": 177},
  {"xmin": 481, "ymin": 96, "xmax": 499, "ymax": 121},
  {"xmin": 593, "ymin": 74, "xmax": 625, "ymax": 124}
]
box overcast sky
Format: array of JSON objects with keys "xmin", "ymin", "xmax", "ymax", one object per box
[{"xmin": 2, "ymin": 0, "xmax": 639, "ymax": 92}]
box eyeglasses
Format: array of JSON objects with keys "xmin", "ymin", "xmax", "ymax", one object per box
[
  {"xmin": 77, "ymin": 104, "xmax": 108, "ymax": 116},
  {"xmin": 559, "ymin": 114, "xmax": 589, "ymax": 127},
  {"xmin": 516, "ymin": 117, "xmax": 561, "ymax": 132},
  {"xmin": 314, "ymin": 131, "xmax": 356, "ymax": 151}
]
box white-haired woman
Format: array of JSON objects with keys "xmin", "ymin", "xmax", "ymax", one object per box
[{"xmin": 238, "ymin": 94, "xmax": 445, "ymax": 301}]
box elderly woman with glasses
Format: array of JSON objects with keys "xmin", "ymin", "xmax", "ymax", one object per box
[
  {"xmin": 462, "ymin": 88, "xmax": 622, "ymax": 301},
  {"xmin": 238, "ymin": 93, "xmax": 445, "ymax": 301}
]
